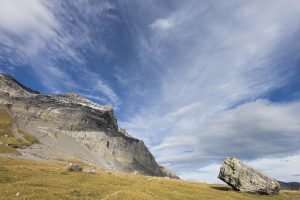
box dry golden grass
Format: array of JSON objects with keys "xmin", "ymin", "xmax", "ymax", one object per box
[
  {"xmin": 0, "ymin": 108, "xmax": 39, "ymax": 153},
  {"xmin": 0, "ymin": 157, "xmax": 299, "ymax": 200},
  {"xmin": 0, "ymin": 109, "xmax": 14, "ymax": 137},
  {"xmin": 0, "ymin": 145, "xmax": 19, "ymax": 154}
]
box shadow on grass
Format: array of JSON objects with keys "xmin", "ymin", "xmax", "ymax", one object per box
[{"xmin": 210, "ymin": 186, "xmax": 233, "ymax": 191}]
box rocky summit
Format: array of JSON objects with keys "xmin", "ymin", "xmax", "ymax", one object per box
[
  {"xmin": 218, "ymin": 157, "xmax": 280, "ymax": 195},
  {"xmin": 0, "ymin": 73, "xmax": 177, "ymax": 178}
]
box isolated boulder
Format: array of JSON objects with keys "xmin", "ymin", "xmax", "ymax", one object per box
[
  {"xmin": 218, "ymin": 157, "xmax": 280, "ymax": 195},
  {"xmin": 67, "ymin": 163, "xmax": 83, "ymax": 172}
]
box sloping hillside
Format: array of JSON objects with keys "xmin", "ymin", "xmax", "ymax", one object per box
[
  {"xmin": 0, "ymin": 157, "xmax": 299, "ymax": 200},
  {"xmin": 0, "ymin": 72, "xmax": 175, "ymax": 178},
  {"xmin": 0, "ymin": 108, "xmax": 39, "ymax": 154}
]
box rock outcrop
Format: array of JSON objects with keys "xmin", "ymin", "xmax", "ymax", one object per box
[
  {"xmin": 0, "ymin": 73, "xmax": 177, "ymax": 178},
  {"xmin": 159, "ymin": 166, "xmax": 180, "ymax": 179},
  {"xmin": 218, "ymin": 157, "xmax": 280, "ymax": 195}
]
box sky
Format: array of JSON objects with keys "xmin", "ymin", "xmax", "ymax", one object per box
[{"xmin": 0, "ymin": 0, "xmax": 300, "ymax": 183}]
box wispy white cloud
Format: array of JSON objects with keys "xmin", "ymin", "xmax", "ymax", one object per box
[
  {"xmin": 154, "ymin": 100, "xmax": 300, "ymax": 166},
  {"xmin": 0, "ymin": 0, "xmax": 120, "ymax": 108},
  {"xmin": 81, "ymin": 94, "xmax": 107, "ymax": 103},
  {"xmin": 120, "ymin": 0, "xmax": 300, "ymax": 182},
  {"xmin": 0, "ymin": 0, "xmax": 60, "ymax": 61},
  {"xmin": 31, "ymin": 65, "xmax": 78, "ymax": 92},
  {"xmin": 86, "ymin": 72, "xmax": 121, "ymax": 108},
  {"xmin": 95, "ymin": 79, "xmax": 120, "ymax": 108},
  {"xmin": 151, "ymin": 18, "xmax": 174, "ymax": 30},
  {"xmin": 163, "ymin": 102, "xmax": 202, "ymax": 123},
  {"xmin": 178, "ymin": 163, "xmax": 221, "ymax": 183},
  {"xmin": 123, "ymin": 0, "xmax": 298, "ymax": 120}
]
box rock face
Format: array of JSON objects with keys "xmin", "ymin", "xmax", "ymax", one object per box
[
  {"xmin": 0, "ymin": 73, "xmax": 177, "ymax": 178},
  {"xmin": 159, "ymin": 166, "xmax": 180, "ymax": 179},
  {"xmin": 67, "ymin": 163, "xmax": 83, "ymax": 172},
  {"xmin": 218, "ymin": 157, "xmax": 280, "ymax": 195}
]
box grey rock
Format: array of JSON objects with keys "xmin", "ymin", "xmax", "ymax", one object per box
[
  {"xmin": 84, "ymin": 166, "xmax": 96, "ymax": 174},
  {"xmin": 0, "ymin": 73, "xmax": 39, "ymax": 97},
  {"xmin": 67, "ymin": 163, "xmax": 83, "ymax": 172},
  {"xmin": 218, "ymin": 157, "xmax": 280, "ymax": 195},
  {"xmin": 159, "ymin": 166, "xmax": 180, "ymax": 179},
  {"xmin": 0, "ymin": 73, "xmax": 177, "ymax": 178},
  {"xmin": 118, "ymin": 128, "xmax": 132, "ymax": 138}
]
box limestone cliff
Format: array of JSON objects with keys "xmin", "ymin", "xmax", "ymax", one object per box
[{"xmin": 0, "ymin": 73, "xmax": 176, "ymax": 178}]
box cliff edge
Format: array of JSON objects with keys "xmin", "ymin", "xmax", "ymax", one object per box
[{"xmin": 0, "ymin": 73, "xmax": 177, "ymax": 178}]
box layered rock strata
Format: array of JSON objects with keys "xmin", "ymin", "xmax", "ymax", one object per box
[{"xmin": 0, "ymin": 73, "xmax": 174, "ymax": 178}]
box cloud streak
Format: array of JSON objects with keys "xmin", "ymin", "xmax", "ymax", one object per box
[
  {"xmin": 0, "ymin": 0, "xmax": 120, "ymax": 108},
  {"xmin": 0, "ymin": 0, "xmax": 58, "ymax": 56},
  {"xmin": 120, "ymin": 0, "xmax": 300, "ymax": 181},
  {"xmin": 154, "ymin": 100, "xmax": 300, "ymax": 163}
]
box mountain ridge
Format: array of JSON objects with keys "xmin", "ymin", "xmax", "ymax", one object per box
[
  {"xmin": 279, "ymin": 181, "xmax": 300, "ymax": 191},
  {"xmin": 0, "ymin": 72, "xmax": 178, "ymax": 179}
]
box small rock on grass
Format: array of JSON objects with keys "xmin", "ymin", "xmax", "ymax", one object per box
[{"xmin": 67, "ymin": 163, "xmax": 83, "ymax": 172}]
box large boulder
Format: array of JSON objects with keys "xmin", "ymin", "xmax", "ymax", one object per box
[{"xmin": 218, "ymin": 157, "xmax": 280, "ymax": 195}]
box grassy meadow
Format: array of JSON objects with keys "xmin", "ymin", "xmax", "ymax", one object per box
[{"xmin": 0, "ymin": 157, "xmax": 299, "ymax": 200}]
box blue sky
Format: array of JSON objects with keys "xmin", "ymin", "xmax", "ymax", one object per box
[{"xmin": 0, "ymin": 0, "xmax": 300, "ymax": 183}]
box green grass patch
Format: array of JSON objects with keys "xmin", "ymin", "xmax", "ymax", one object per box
[{"xmin": 0, "ymin": 157, "xmax": 299, "ymax": 200}]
